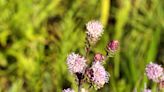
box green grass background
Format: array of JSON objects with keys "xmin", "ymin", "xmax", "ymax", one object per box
[{"xmin": 0, "ymin": 0, "xmax": 164, "ymax": 92}]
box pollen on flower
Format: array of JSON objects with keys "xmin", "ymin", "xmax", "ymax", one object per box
[
  {"xmin": 66, "ymin": 52, "xmax": 87, "ymax": 74},
  {"xmin": 87, "ymin": 62, "xmax": 109, "ymax": 89},
  {"xmin": 145, "ymin": 62, "xmax": 163, "ymax": 82},
  {"xmin": 86, "ymin": 20, "xmax": 104, "ymax": 44},
  {"xmin": 62, "ymin": 88, "xmax": 75, "ymax": 92}
]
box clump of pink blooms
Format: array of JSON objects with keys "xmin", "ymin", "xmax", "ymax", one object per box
[{"xmin": 63, "ymin": 20, "xmax": 119, "ymax": 91}]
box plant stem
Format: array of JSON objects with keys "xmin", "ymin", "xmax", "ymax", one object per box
[
  {"xmin": 78, "ymin": 79, "xmax": 81, "ymax": 92},
  {"xmin": 86, "ymin": 47, "xmax": 90, "ymax": 57},
  {"xmin": 85, "ymin": 40, "xmax": 91, "ymax": 58}
]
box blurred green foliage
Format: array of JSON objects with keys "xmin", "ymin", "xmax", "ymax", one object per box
[{"xmin": 0, "ymin": 0, "xmax": 164, "ymax": 92}]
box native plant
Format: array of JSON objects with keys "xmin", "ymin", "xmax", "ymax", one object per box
[
  {"xmin": 144, "ymin": 62, "xmax": 164, "ymax": 92},
  {"xmin": 62, "ymin": 20, "xmax": 119, "ymax": 92}
]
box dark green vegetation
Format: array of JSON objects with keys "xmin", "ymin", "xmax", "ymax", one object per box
[{"xmin": 0, "ymin": 0, "xmax": 164, "ymax": 92}]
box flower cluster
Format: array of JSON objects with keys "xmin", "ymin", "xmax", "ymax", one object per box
[
  {"xmin": 64, "ymin": 20, "xmax": 119, "ymax": 91},
  {"xmin": 145, "ymin": 62, "xmax": 163, "ymax": 82}
]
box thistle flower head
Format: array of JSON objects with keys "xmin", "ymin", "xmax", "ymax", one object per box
[
  {"xmin": 145, "ymin": 62, "xmax": 163, "ymax": 82},
  {"xmin": 62, "ymin": 88, "xmax": 74, "ymax": 92},
  {"xmin": 87, "ymin": 62, "xmax": 109, "ymax": 89},
  {"xmin": 86, "ymin": 20, "xmax": 104, "ymax": 44},
  {"xmin": 107, "ymin": 40, "xmax": 119, "ymax": 52},
  {"xmin": 94, "ymin": 53, "xmax": 105, "ymax": 62},
  {"xmin": 67, "ymin": 52, "xmax": 87, "ymax": 74}
]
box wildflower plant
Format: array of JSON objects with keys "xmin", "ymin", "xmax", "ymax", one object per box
[
  {"xmin": 145, "ymin": 62, "xmax": 164, "ymax": 91},
  {"xmin": 145, "ymin": 62, "xmax": 163, "ymax": 82},
  {"xmin": 63, "ymin": 20, "xmax": 119, "ymax": 92}
]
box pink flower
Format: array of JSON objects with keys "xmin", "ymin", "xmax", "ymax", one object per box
[
  {"xmin": 67, "ymin": 52, "xmax": 87, "ymax": 74},
  {"xmin": 62, "ymin": 88, "xmax": 74, "ymax": 92},
  {"xmin": 87, "ymin": 62, "xmax": 109, "ymax": 89},
  {"xmin": 86, "ymin": 20, "xmax": 104, "ymax": 44},
  {"xmin": 145, "ymin": 62, "xmax": 163, "ymax": 82}
]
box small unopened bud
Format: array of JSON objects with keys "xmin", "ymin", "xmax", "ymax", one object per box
[
  {"xmin": 94, "ymin": 53, "xmax": 105, "ymax": 62},
  {"xmin": 107, "ymin": 40, "xmax": 119, "ymax": 52}
]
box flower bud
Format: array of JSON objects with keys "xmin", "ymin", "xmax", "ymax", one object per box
[
  {"xmin": 94, "ymin": 53, "xmax": 105, "ymax": 62},
  {"xmin": 107, "ymin": 40, "xmax": 119, "ymax": 52}
]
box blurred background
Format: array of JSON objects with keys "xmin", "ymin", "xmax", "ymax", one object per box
[{"xmin": 0, "ymin": 0, "xmax": 164, "ymax": 92}]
